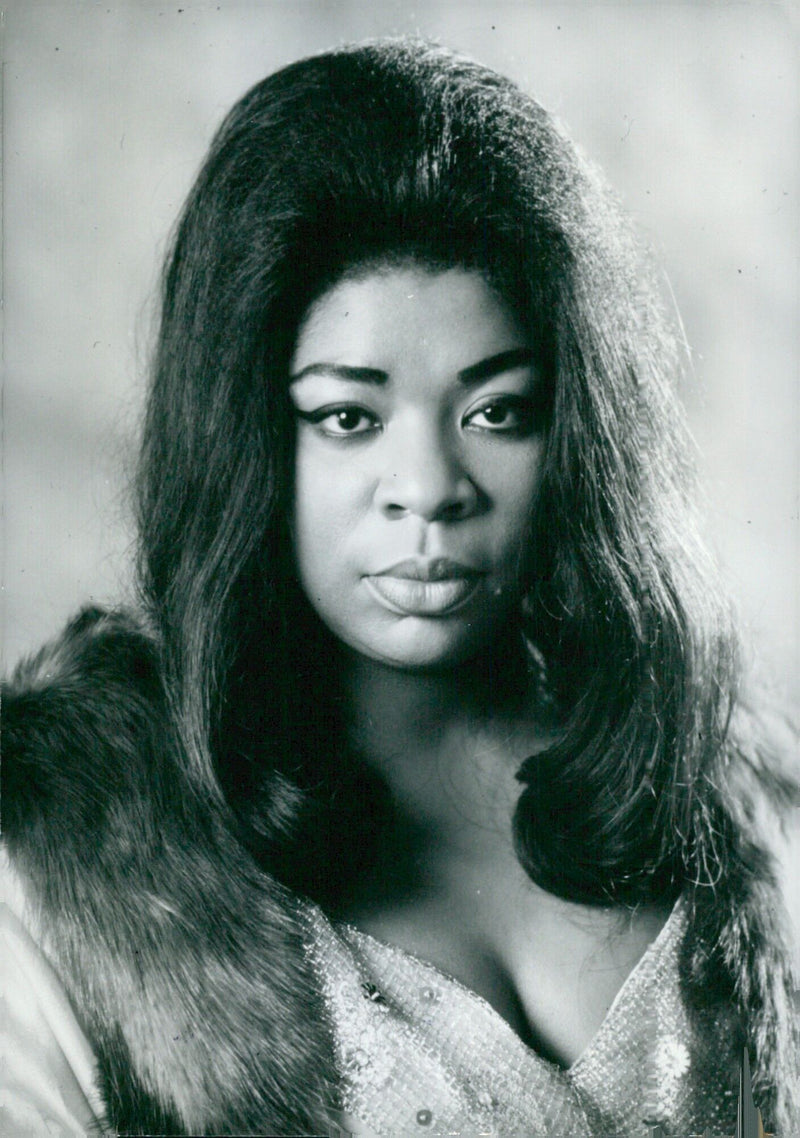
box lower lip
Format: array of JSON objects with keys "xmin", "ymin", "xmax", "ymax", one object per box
[{"xmin": 364, "ymin": 575, "xmax": 481, "ymax": 617}]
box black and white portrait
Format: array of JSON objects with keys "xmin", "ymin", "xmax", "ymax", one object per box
[{"xmin": 2, "ymin": 5, "xmax": 798, "ymax": 1136}]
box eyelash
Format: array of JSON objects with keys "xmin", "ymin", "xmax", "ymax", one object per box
[
  {"xmin": 295, "ymin": 396, "xmax": 539, "ymax": 439},
  {"xmin": 295, "ymin": 405, "xmax": 381, "ymax": 437},
  {"xmin": 464, "ymin": 396, "xmax": 537, "ymax": 436}
]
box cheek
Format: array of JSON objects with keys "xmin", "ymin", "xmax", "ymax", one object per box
[
  {"xmin": 482, "ymin": 442, "xmax": 544, "ymax": 542},
  {"xmin": 291, "ymin": 451, "xmax": 367, "ymax": 589}
]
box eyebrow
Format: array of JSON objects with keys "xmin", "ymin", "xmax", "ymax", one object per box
[
  {"xmin": 457, "ymin": 348, "xmax": 535, "ymax": 386},
  {"xmin": 289, "ymin": 348, "xmax": 535, "ymax": 387}
]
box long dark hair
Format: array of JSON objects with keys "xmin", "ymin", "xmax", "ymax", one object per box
[
  {"xmin": 135, "ymin": 39, "xmax": 799, "ymax": 1119},
  {"xmin": 137, "ymin": 35, "xmax": 792, "ymax": 893}
]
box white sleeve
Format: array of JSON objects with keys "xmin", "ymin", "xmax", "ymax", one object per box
[{"xmin": 1, "ymin": 854, "xmax": 109, "ymax": 1136}]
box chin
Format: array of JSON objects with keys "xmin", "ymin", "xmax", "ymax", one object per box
[{"xmin": 349, "ymin": 617, "xmax": 497, "ymax": 673}]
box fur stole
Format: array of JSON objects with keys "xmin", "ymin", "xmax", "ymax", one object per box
[
  {"xmin": 2, "ymin": 607, "xmax": 338, "ymax": 1136},
  {"xmin": 2, "ymin": 607, "xmax": 798, "ymax": 1134}
]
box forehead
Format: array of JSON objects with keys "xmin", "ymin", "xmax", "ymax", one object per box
[{"xmin": 291, "ymin": 266, "xmax": 526, "ymax": 374}]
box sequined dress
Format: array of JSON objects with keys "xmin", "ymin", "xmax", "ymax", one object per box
[
  {"xmin": 306, "ymin": 897, "xmax": 741, "ymax": 1136},
  {"xmin": 0, "ymin": 856, "xmax": 745, "ymax": 1136}
]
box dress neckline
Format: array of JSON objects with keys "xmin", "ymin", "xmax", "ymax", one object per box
[{"xmin": 337, "ymin": 894, "xmax": 686, "ymax": 1075}]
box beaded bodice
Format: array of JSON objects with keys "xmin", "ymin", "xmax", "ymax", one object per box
[{"xmin": 306, "ymin": 898, "xmax": 740, "ymax": 1136}]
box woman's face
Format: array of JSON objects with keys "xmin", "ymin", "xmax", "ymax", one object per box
[{"xmin": 289, "ymin": 266, "xmax": 546, "ymax": 669}]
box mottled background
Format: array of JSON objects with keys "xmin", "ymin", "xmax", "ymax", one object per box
[{"xmin": 3, "ymin": 1, "xmax": 798, "ymax": 704}]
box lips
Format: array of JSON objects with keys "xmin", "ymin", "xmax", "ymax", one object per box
[{"xmin": 364, "ymin": 558, "xmax": 483, "ymax": 616}]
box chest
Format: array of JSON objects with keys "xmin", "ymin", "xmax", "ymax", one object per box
[
  {"xmin": 311, "ymin": 898, "xmax": 737, "ymax": 1138},
  {"xmin": 347, "ymin": 872, "xmax": 669, "ymax": 1068}
]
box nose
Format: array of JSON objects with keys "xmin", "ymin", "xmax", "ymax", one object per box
[{"xmin": 374, "ymin": 422, "xmax": 481, "ymax": 523}]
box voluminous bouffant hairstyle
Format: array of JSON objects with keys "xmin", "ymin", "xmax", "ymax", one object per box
[{"xmin": 136, "ymin": 37, "xmax": 797, "ymax": 1117}]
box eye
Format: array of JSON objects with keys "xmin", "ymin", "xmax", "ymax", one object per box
[
  {"xmin": 463, "ymin": 396, "xmax": 536, "ymax": 436},
  {"xmin": 296, "ymin": 404, "xmax": 380, "ymax": 437}
]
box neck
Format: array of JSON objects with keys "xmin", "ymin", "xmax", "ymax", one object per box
[
  {"xmin": 334, "ymin": 632, "xmax": 548, "ymax": 873},
  {"xmin": 340, "ymin": 632, "xmax": 528, "ymax": 756}
]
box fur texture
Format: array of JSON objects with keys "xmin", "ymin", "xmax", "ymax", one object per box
[
  {"xmin": 2, "ymin": 607, "xmax": 338, "ymax": 1135},
  {"xmin": 2, "ymin": 607, "xmax": 798, "ymax": 1133},
  {"xmin": 682, "ymin": 793, "xmax": 800, "ymax": 1133}
]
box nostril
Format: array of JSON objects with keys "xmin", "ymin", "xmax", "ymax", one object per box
[
  {"xmin": 383, "ymin": 502, "xmax": 407, "ymax": 518},
  {"xmin": 440, "ymin": 500, "xmax": 468, "ymax": 522},
  {"xmin": 376, "ymin": 466, "xmax": 480, "ymax": 522}
]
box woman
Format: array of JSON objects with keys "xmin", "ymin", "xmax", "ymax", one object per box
[{"xmin": 2, "ymin": 37, "xmax": 798, "ymax": 1137}]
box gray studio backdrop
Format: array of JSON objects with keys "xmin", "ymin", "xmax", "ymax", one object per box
[{"xmin": 3, "ymin": 2, "xmax": 798, "ymax": 706}]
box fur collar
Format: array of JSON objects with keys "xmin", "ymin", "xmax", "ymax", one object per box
[
  {"xmin": 2, "ymin": 607, "xmax": 797, "ymax": 1134},
  {"xmin": 2, "ymin": 608, "xmax": 338, "ymax": 1135}
]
